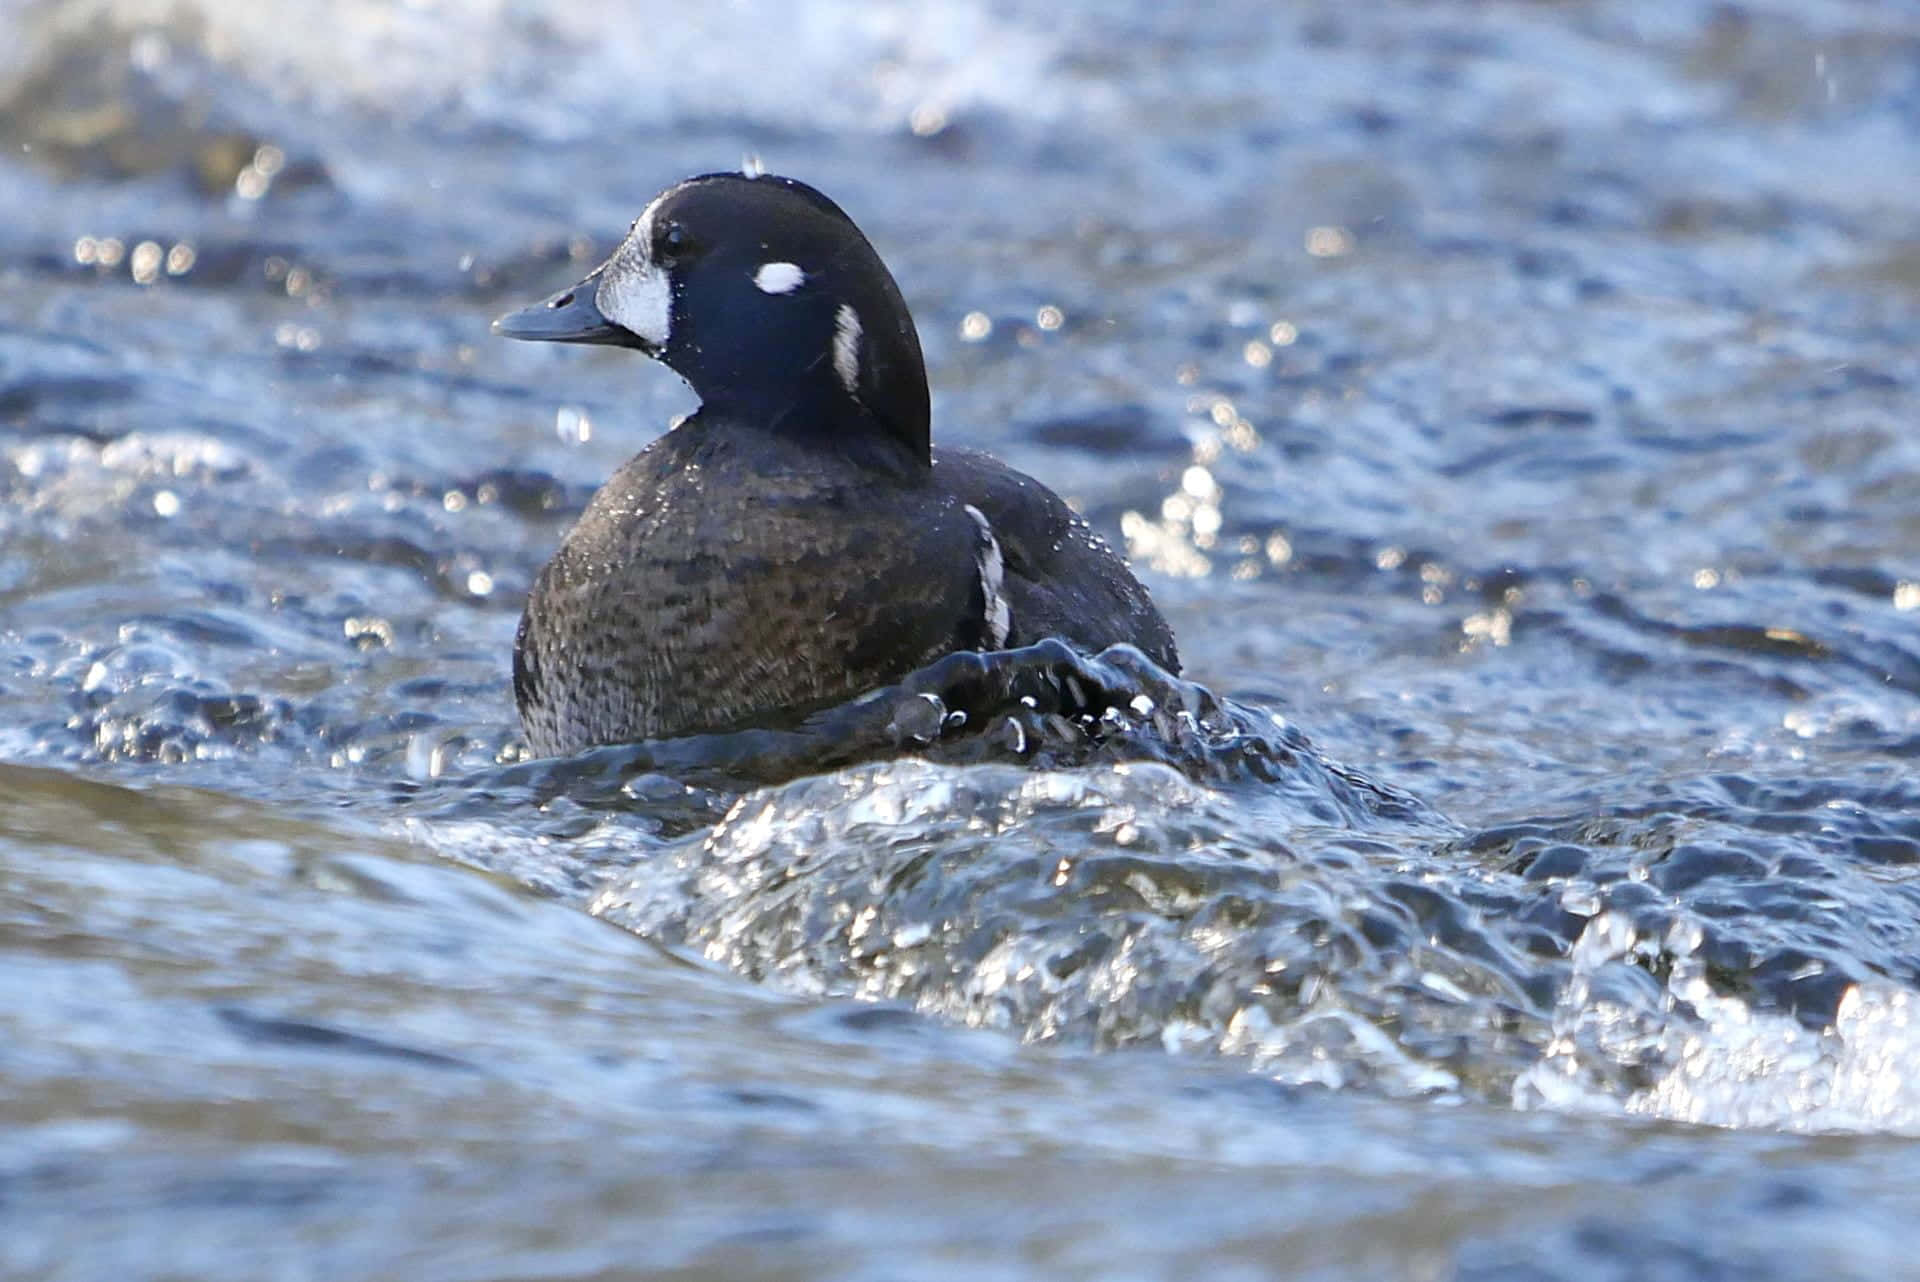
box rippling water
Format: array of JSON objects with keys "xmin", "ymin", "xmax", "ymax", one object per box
[{"xmin": 5, "ymin": 0, "xmax": 1920, "ymax": 1277}]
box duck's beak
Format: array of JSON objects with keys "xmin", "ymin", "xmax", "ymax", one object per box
[{"xmin": 493, "ymin": 271, "xmax": 632, "ymax": 346}]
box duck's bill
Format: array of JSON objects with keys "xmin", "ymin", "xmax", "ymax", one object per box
[{"xmin": 493, "ymin": 274, "xmax": 638, "ymax": 347}]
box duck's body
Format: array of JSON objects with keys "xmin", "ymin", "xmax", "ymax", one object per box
[{"xmin": 497, "ymin": 172, "xmax": 1177, "ymax": 758}]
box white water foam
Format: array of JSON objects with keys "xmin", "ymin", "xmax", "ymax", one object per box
[
  {"xmin": 2, "ymin": 0, "xmax": 1093, "ymax": 139},
  {"xmin": 1518, "ymin": 909, "xmax": 1920, "ymax": 1134}
]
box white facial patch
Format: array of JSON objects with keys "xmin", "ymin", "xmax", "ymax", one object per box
[
  {"xmin": 832, "ymin": 303, "xmax": 862, "ymax": 396},
  {"xmin": 753, "ymin": 261, "xmax": 806, "ymax": 294},
  {"xmin": 593, "ymin": 199, "xmax": 671, "ymax": 349},
  {"xmin": 964, "ymin": 504, "xmax": 1012, "ymax": 648}
]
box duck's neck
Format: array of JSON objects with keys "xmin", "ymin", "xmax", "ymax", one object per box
[
  {"xmin": 678, "ymin": 397, "xmax": 931, "ymax": 482},
  {"xmin": 673, "ymin": 289, "xmax": 932, "ymax": 466}
]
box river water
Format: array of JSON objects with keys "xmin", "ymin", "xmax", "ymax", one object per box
[{"xmin": 4, "ymin": 0, "xmax": 1920, "ymax": 1277}]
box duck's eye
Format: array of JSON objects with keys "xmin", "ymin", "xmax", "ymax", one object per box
[{"xmin": 656, "ymin": 222, "xmax": 695, "ymax": 267}]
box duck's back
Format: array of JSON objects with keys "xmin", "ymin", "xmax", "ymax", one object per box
[
  {"xmin": 936, "ymin": 446, "xmax": 1180, "ymax": 674},
  {"xmin": 514, "ymin": 428, "xmax": 1179, "ymax": 758}
]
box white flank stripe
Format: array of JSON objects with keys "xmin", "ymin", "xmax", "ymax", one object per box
[{"xmin": 964, "ymin": 504, "xmax": 1011, "ymax": 648}]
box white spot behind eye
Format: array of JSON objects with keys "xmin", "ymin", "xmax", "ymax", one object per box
[
  {"xmin": 832, "ymin": 303, "xmax": 862, "ymax": 395},
  {"xmin": 964, "ymin": 504, "xmax": 1012, "ymax": 648},
  {"xmin": 753, "ymin": 261, "xmax": 806, "ymax": 294},
  {"xmin": 594, "ymin": 200, "xmax": 671, "ymax": 348}
]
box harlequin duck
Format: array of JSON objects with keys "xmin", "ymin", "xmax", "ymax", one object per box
[{"xmin": 494, "ymin": 172, "xmax": 1179, "ymax": 758}]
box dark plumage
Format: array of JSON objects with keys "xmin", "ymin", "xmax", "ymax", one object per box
[{"xmin": 495, "ymin": 172, "xmax": 1178, "ymax": 758}]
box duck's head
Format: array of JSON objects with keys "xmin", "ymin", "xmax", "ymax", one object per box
[{"xmin": 494, "ymin": 172, "xmax": 931, "ymax": 465}]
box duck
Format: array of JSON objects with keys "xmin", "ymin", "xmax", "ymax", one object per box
[{"xmin": 494, "ymin": 171, "xmax": 1179, "ymax": 758}]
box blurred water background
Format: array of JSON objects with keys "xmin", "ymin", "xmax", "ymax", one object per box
[{"xmin": 4, "ymin": 0, "xmax": 1920, "ymax": 1277}]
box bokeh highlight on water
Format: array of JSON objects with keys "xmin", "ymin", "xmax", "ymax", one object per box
[{"xmin": 4, "ymin": 0, "xmax": 1920, "ymax": 1278}]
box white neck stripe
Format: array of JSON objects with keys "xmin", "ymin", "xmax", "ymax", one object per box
[{"xmin": 832, "ymin": 304, "xmax": 862, "ymax": 396}]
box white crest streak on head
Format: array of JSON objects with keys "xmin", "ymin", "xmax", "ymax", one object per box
[
  {"xmin": 963, "ymin": 504, "xmax": 1012, "ymax": 648},
  {"xmin": 832, "ymin": 303, "xmax": 862, "ymax": 396},
  {"xmin": 753, "ymin": 261, "xmax": 806, "ymax": 295},
  {"xmin": 593, "ymin": 198, "xmax": 671, "ymax": 348}
]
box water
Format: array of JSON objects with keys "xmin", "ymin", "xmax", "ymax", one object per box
[{"xmin": 4, "ymin": 0, "xmax": 1920, "ymax": 1276}]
